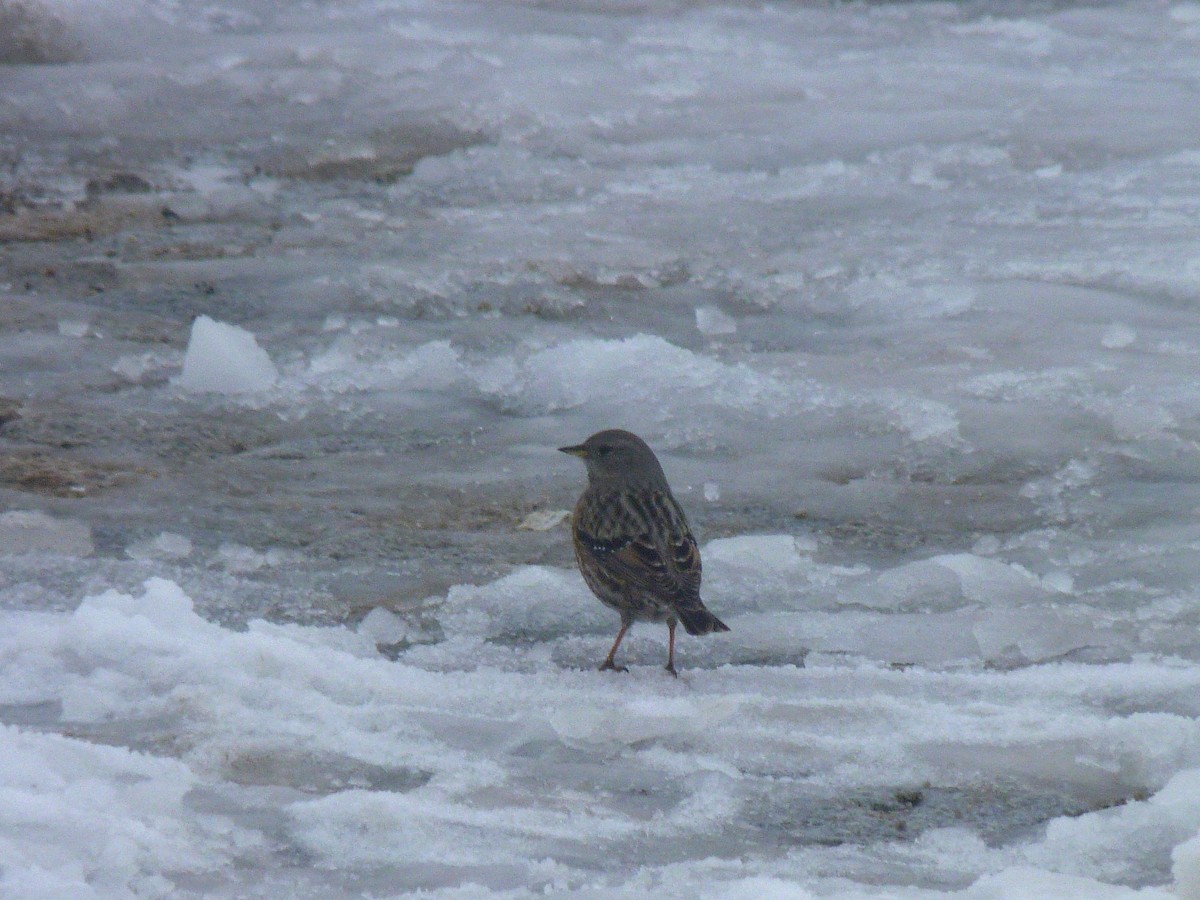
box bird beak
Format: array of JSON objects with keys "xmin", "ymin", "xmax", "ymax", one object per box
[{"xmin": 558, "ymin": 444, "xmax": 587, "ymax": 457}]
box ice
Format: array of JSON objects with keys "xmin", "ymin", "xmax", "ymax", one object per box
[
  {"xmin": 112, "ymin": 350, "xmax": 180, "ymax": 384},
  {"xmin": 4, "ymin": 576, "xmax": 1200, "ymax": 895},
  {"xmin": 972, "ymin": 606, "xmax": 1108, "ymax": 665},
  {"xmin": 849, "ymin": 554, "xmax": 1045, "ymax": 613},
  {"xmin": 0, "ymin": 511, "xmax": 93, "ymax": 557},
  {"xmin": 357, "ymin": 607, "xmax": 408, "ymax": 646},
  {"xmin": 0, "ymin": 1, "xmax": 80, "ymax": 65},
  {"xmin": 5, "ymin": 0, "xmax": 1200, "ymax": 894},
  {"xmin": 0, "ymin": 724, "xmax": 209, "ymax": 899},
  {"xmin": 1174, "ymin": 833, "xmax": 1200, "ymax": 900},
  {"xmin": 1103, "ymin": 323, "xmax": 1138, "ymax": 349},
  {"xmin": 1024, "ymin": 769, "xmax": 1200, "ymax": 887},
  {"xmin": 965, "ymin": 868, "xmax": 1169, "ymax": 899},
  {"xmin": 478, "ymin": 334, "xmax": 779, "ymax": 418},
  {"xmin": 696, "ymin": 305, "xmax": 737, "ymax": 337},
  {"xmin": 306, "ymin": 337, "xmax": 464, "ymax": 394},
  {"xmin": 517, "ymin": 509, "xmax": 569, "ymax": 531},
  {"xmin": 1170, "ymin": 3, "xmax": 1200, "ymax": 25},
  {"xmin": 214, "ymin": 542, "xmax": 285, "ymax": 573},
  {"xmin": 177, "ymin": 316, "xmax": 279, "ymax": 395},
  {"xmin": 126, "ymin": 531, "xmax": 193, "ymax": 561},
  {"xmin": 56, "ymin": 318, "xmax": 88, "ymax": 338}
]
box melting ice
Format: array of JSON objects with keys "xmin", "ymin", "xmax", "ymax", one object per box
[{"xmin": 3, "ymin": 0, "xmax": 1200, "ymax": 896}]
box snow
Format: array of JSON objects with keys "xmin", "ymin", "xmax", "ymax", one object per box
[
  {"xmin": 3, "ymin": 574, "xmax": 1200, "ymax": 896},
  {"xmin": 3, "ymin": 0, "xmax": 1200, "ymax": 895}
]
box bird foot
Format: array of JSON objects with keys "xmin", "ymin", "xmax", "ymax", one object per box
[
  {"xmin": 664, "ymin": 663, "xmax": 678, "ymax": 678},
  {"xmin": 599, "ymin": 660, "xmax": 630, "ymax": 673}
]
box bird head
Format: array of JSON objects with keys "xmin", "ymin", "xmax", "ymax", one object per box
[{"xmin": 559, "ymin": 429, "xmax": 668, "ymax": 486}]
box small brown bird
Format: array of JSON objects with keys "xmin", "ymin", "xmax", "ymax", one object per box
[{"xmin": 559, "ymin": 429, "xmax": 729, "ymax": 675}]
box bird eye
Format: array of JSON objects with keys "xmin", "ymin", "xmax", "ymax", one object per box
[{"xmin": 596, "ymin": 445, "xmax": 613, "ymax": 456}]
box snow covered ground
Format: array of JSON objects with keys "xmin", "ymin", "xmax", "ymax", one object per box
[{"xmin": 3, "ymin": 0, "xmax": 1200, "ymax": 895}]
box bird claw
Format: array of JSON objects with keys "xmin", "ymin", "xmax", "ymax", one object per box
[
  {"xmin": 599, "ymin": 660, "xmax": 630, "ymax": 673},
  {"xmin": 665, "ymin": 663, "xmax": 678, "ymax": 678}
]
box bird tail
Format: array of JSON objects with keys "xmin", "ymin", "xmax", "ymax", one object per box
[{"xmin": 676, "ymin": 604, "xmax": 730, "ymax": 636}]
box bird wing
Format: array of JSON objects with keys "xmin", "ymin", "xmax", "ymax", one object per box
[{"xmin": 574, "ymin": 488, "xmax": 702, "ymax": 604}]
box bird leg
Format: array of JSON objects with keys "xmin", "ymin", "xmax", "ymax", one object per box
[
  {"xmin": 599, "ymin": 622, "xmax": 630, "ymax": 673},
  {"xmin": 665, "ymin": 619, "xmax": 678, "ymax": 677}
]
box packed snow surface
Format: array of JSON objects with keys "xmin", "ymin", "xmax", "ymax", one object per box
[{"xmin": 3, "ymin": 0, "xmax": 1200, "ymax": 896}]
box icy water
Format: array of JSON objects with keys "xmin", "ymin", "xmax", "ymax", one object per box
[{"xmin": 3, "ymin": 0, "xmax": 1200, "ymax": 896}]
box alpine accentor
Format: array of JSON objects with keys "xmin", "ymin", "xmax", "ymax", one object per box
[{"xmin": 560, "ymin": 429, "xmax": 729, "ymax": 675}]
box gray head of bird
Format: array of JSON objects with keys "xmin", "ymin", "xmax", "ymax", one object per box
[{"xmin": 558, "ymin": 429, "xmax": 669, "ymax": 487}]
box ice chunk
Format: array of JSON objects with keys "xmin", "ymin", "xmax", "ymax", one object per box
[
  {"xmin": 1042, "ymin": 570, "xmax": 1074, "ymax": 594},
  {"xmin": 177, "ymin": 315, "xmax": 278, "ymax": 394},
  {"xmin": 215, "ymin": 542, "xmax": 284, "ymax": 573},
  {"xmin": 1171, "ymin": 3, "xmax": 1200, "ymax": 24},
  {"xmin": 1174, "ymin": 830, "xmax": 1200, "ymax": 899},
  {"xmin": 967, "ymin": 866, "xmax": 1166, "ymax": 899},
  {"xmin": 307, "ymin": 338, "xmax": 464, "ymax": 393},
  {"xmin": 851, "ymin": 558, "xmax": 965, "ymax": 612},
  {"xmin": 704, "ymin": 534, "xmax": 813, "ymax": 603},
  {"xmin": 972, "ymin": 535, "xmax": 1002, "ymax": 556},
  {"xmin": 933, "ymin": 554, "xmax": 1045, "ymax": 606},
  {"xmin": 1102, "ymin": 323, "xmax": 1137, "ymax": 349},
  {"xmin": 703, "ymin": 481, "xmax": 720, "ymax": 502},
  {"xmin": 1109, "ymin": 401, "xmax": 1175, "ymax": 440},
  {"xmin": 702, "ymin": 535, "xmax": 839, "ymax": 615},
  {"xmin": 437, "ymin": 565, "xmax": 602, "ymax": 639},
  {"xmin": 126, "ymin": 532, "xmax": 193, "ymax": 561},
  {"xmin": 972, "ymin": 606, "xmax": 1106, "ymax": 664},
  {"xmin": 704, "ymin": 534, "xmax": 810, "ymax": 575},
  {"xmin": 547, "ymin": 691, "xmax": 734, "ymax": 745},
  {"xmin": 113, "ymin": 350, "xmax": 179, "ymax": 383},
  {"xmin": 57, "ymin": 319, "xmax": 89, "ymax": 338},
  {"xmin": 1025, "ymin": 768, "xmax": 1200, "ymax": 888},
  {"xmin": 875, "ymin": 393, "xmax": 962, "ymax": 444},
  {"xmin": 0, "ymin": 510, "xmax": 93, "ymax": 557},
  {"xmin": 850, "ymin": 554, "xmax": 1045, "ymax": 613},
  {"xmin": 910, "ymin": 282, "xmax": 976, "ymax": 318},
  {"xmin": 695, "ymin": 305, "xmax": 737, "ymax": 336},
  {"xmin": 517, "ymin": 509, "xmax": 569, "ymax": 531},
  {"xmin": 357, "ymin": 607, "xmax": 408, "ymax": 645},
  {"xmin": 842, "ymin": 610, "xmax": 983, "ymax": 665},
  {"xmin": 480, "ymin": 334, "xmax": 782, "ymax": 417},
  {"xmin": 0, "ymin": 725, "xmax": 213, "ymax": 897},
  {"xmin": 384, "ymin": 341, "xmax": 464, "ymax": 390}
]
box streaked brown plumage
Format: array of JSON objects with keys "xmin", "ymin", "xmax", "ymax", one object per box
[{"xmin": 559, "ymin": 429, "xmax": 730, "ymax": 675}]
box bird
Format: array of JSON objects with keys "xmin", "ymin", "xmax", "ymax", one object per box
[{"xmin": 559, "ymin": 429, "xmax": 729, "ymax": 676}]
